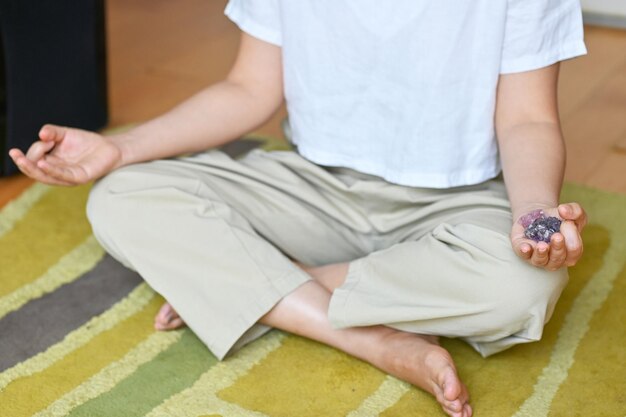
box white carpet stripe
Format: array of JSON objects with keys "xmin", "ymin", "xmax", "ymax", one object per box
[
  {"xmin": 0, "ymin": 236, "xmax": 104, "ymax": 319},
  {"xmin": 347, "ymin": 376, "xmax": 410, "ymax": 417},
  {"xmin": 145, "ymin": 331, "xmax": 285, "ymax": 417},
  {"xmin": 0, "ymin": 284, "xmax": 155, "ymax": 391},
  {"xmin": 512, "ymin": 240, "xmax": 625, "ymax": 417},
  {"xmin": 0, "ymin": 183, "xmax": 49, "ymax": 239},
  {"xmin": 32, "ymin": 330, "xmax": 183, "ymax": 417}
]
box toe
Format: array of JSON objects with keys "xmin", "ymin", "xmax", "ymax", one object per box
[
  {"xmin": 442, "ymin": 406, "xmax": 464, "ymax": 417},
  {"xmin": 440, "ymin": 395, "xmax": 463, "ymax": 413},
  {"xmin": 437, "ymin": 365, "xmax": 470, "ymax": 417},
  {"xmin": 438, "ymin": 370, "xmax": 464, "ymax": 402},
  {"xmin": 155, "ymin": 303, "xmax": 173, "ymax": 324},
  {"xmin": 166, "ymin": 317, "xmax": 186, "ymax": 330},
  {"xmin": 154, "ymin": 303, "xmax": 186, "ymax": 331}
]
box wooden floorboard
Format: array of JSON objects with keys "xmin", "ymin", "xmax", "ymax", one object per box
[
  {"xmin": 561, "ymin": 68, "xmax": 626, "ymax": 178},
  {"xmin": 586, "ymin": 152, "xmax": 626, "ymax": 192},
  {"xmin": 0, "ymin": 176, "xmax": 34, "ymax": 209},
  {"xmin": 2, "ymin": 5, "xmax": 626, "ymax": 207},
  {"xmin": 614, "ymin": 134, "xmax": 626, "ymax": 153},
  {"xmin": 558, "ymin": 26, "xmax": 626, "ymax": 118}
]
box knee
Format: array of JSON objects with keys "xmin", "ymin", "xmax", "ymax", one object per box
[
  {"xmin": 445, "ymin": 221, "xmax": 568, "ymax": 332},
  {"xmin": 86, "ymin": 167, "xmax": 160, "ymax": 246},
  {"xmin": 482, "ymin": 261, "xmax": 568, "ymax": 337},
  {"xmin": 86, "ymin": 169, "xmax": 130, "ymax": 233}
]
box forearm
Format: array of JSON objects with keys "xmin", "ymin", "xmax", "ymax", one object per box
[
  {"xmin": 107, "ymin": 79, "xmax": 281, "ymax": 168},
  {"xmin": 497, "ymin": 121, "xmax": 566, "ymax": 219}
]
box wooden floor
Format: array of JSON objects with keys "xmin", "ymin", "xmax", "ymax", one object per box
[{"xmin": 1, "ymin": 0, "xmax": 626, "ymax": 207}]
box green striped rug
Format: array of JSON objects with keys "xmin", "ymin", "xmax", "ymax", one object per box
[{"xmin": 1, "ymin": 158, "xmax": 625, "ymax": 416}]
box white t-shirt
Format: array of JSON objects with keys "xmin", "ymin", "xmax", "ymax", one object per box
[{"xmin": 225, "ymin": 1, "xmax": 586, "ymax": 188}]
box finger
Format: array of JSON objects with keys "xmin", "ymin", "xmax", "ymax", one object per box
[
  {"xmin": 10, "ymin": 151, "xmax": 72, "ymax": 185},
  {"xmin": 514, "ymin": 241, "xmax": 533, "ymax": 260},
  {"xmin": 531, "ymin": 241, "xmax": 550, "ymax": 267},
  {"xmin": 8, "ymin": 148, "xmax": 26, "ymax": 162},
  {"xmin": 511, "ymin": 229, "xmax": 535, "ymax": 260},
  {"xmin": 42, "ymin": 153, "xmax": 68, "ymax": 166},
  {"xmin": 11, "ymin": 149, "xmax": 48, "ymax": 180},
  {"xmin": 558, "ymin": 203, "xmax": 586, "ymax": 222},
  {"xmin": 560, "ymin": 221, "xmax": 583, "ymax": 266},
  {"xmin": 39, "ymin": 124, "xmax": 69, "ymax": 142},
  {"xmin": 545, "ymin": 233, "xmax": 566, "ymax": 270},
  {"xmin": 37, "ymin": 158, "xmax": 84, "ymax": 184},
  {"xmin": 25, "ymin": 140, "xmax": 56, "ymax": 161}
]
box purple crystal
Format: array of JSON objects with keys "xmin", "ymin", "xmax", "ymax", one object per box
[
  {"xmin": 519, "ymin": 209, "xmax": 545, "ymax": 229},
  {"xmin": 524, "ymin": 216, "xmax": 562, "ymax": 243}
]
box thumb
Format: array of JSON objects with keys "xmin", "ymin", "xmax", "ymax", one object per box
[
  {"xmin": 557, "ymin": 202, "xmax": 587, "ymax": 232},
  {"xmin": 39, "ymin": 124, "xmax": 69, "ymax": 143},
  {"xmin": 557, "ymin": 203, "xmax": 584, "ymax": 220}
]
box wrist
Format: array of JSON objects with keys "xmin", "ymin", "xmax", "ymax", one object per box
[{"xmin": 107, "ymin": 133, "xmax": 136, "ymax": 170}]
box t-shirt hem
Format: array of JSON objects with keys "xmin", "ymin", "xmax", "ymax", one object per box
[
  {"xmin": 500, "ymin": 40, "xmax": 587, "ymax": 74},
  {"xmin": 295, "ymin": 143, "xmax": 501, "ymax": 189},
  {"xmin": 224, "ymin": 2, "xmax": 282, "ymax": 46}
]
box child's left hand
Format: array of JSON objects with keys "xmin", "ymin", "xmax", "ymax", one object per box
[{"xmin": 510, "ymin": 203, "xmax": 587, "ymax": 271}]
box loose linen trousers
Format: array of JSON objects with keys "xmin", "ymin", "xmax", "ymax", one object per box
[{"xmin": 87, "ymin": 149, "xmax": 568, "ymax": 360}]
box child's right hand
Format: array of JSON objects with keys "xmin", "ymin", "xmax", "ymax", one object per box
[{"xmin": 8, "ymin": 124, "xmax": 123, "ymax": 186}]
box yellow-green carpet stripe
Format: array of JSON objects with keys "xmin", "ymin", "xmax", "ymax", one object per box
[
  {"xmin": 0, "ymin": 254, "xmax": 144, "ymax": 373},
  {"xmin": 0, "ymin": 294, "xmax": 162, "ymax": 417},
  {"xmin": 2, "ymin": 173, "xmax": 624, "ymax": 417},
  {"xmin": 512, "ymin": 185, "xmax": 626, "ymax": 417},
  {"xmin": 145, "ymin": 331, "xmax": 286, "ymax": 417},
  {"xmin": 0, "ymin": 236, "xmax": 104, "ymax": 319},
  {"xmin": 217, "ymin": 334, "xmax": 386, "ymax": 417},
  {"xmin": 35, "ymin": 329, "xmax": 184, "ymax": 417},
  {"xmin": 548, "ymin": 263, "xmax": 626, "ymax": 416},
  {"xmin": 512, "ymin": 244, "xmax": 624, "ymax": 417},
  {"xmin": 67, "ymin": 330, "xmax": 217, "ymax": 417},
  {"xmin": 346, "ymin": 377, "xmax": 410, "ymax": 417},
  {"xmin": 0, "ymin": 184, "xmax": 93, "ymax": 298},
  {"xmin": 0, "ymin": 182, "xmax": 49, "ymax": 239},
  {"xmin": 0, "ymin": 283, "xmax": 155, "ymax": 391}
]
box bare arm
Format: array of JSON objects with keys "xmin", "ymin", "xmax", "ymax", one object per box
[
  {"xmin": 496, "ymin": 64, "xmax": 565, "ymax": 215},
  {"xmin": 9, "ymin": 33, "xmax": 283, "ymax": 183},
  {"xmin": 111, "ymin": 33, "xmax": 284, "ymax": 166},
  {"xmin": 496, "ymin": 63, "xmax": 586, "ymax": 270}
]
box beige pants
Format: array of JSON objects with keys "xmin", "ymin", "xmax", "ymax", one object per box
[{"xmin": 87, "ymin": 149, "xmax": 568, "ymax": 360}]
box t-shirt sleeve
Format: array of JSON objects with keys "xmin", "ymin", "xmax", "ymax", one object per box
[
  {"xmin": 500, "ymin": 0, "xmax": 587, "ymax": 74},
  {"xmin": 224, "ymin": 0, "xmax": 282, "ymax": 46}
]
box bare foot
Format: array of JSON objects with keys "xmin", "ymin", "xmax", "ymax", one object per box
[
  {"xmin": 153, "ymin": 264, "xmax": 472, "ymax": 416},
  {"xmin": 154, "ymin": 302, "xmax": 186, "ymax": 330},
  {"xmin": 371, "ymin": 331, "xmax": 472, "ymax": 417}
]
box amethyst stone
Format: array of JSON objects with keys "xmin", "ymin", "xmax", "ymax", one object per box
[{"xmin": 524, "ymin": 215, "xmax": 562, "ymax": 243}]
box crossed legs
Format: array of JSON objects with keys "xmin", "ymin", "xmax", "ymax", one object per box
[
  {"xmin": 155, "ymin": 262, "xmax": 472, "ymax": 417},
  {"xmin": 89, "ymin": 152, "xmax": 566, "ymax": 417}
]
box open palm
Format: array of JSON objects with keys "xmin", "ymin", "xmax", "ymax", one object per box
[
  {"xmin": 9, "ymin": 125, "xmax": 122, "ymax": 186},
  {"xmin": 510, "ymin": 204, "xmax": 586, "ymax": 270}
]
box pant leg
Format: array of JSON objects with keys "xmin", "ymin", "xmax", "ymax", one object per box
[
  {"xmin": 87, "ymin": 149, "xmax": 380, "ymax": 359},
  {"xmin": 327, "ymin": 181, "xmax": 569, "ymax": 357}
]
